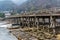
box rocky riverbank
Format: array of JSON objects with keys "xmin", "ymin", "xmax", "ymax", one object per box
[{"xmin": 9, "ymin": 27, "xmax": 58, "ymax": 40}]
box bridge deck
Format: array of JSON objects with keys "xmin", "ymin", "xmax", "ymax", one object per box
[{"xmin": 6, "ymin": 12, "xmax": 60, "ymax": 18}]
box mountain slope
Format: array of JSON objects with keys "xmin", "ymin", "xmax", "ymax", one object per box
[
  {"xmin": 18, "ymin": 0, "xmax": 60, "ymax": 12},
  {"xmin": 0, "ymin": 0, "xmax": 17, "ymax": 11}
]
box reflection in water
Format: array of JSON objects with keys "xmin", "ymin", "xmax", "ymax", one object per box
[{"xmin": 0, "ymin": 22, "xmax": 17, "ymax": 40}]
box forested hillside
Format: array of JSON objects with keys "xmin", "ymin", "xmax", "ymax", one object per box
[{"xmin": 18, "ymin": 0, "xmax": 60, "ymax": 12}]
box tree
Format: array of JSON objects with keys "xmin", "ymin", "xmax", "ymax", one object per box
[
  {"xmin": 30, "ymin": 4, "xmax": 36, "ymax": 11},
  {"xmin": 0, "ymin": 13, "xmax": 5, "ymax": 18}
]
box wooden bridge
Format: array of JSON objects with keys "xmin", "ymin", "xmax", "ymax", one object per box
[{"xmin": 5, "ymin": 10, "xmax": 60, "ymax": 34}]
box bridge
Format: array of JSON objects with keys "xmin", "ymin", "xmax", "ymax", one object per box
[{"xmin": 5, "ymin": 10, "xmax": 60, "ymax": 34}]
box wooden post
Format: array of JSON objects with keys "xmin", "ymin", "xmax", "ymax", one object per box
[
  {"xmin": 17, "ymin": 17, "xmax": 18, "ymax": 24},
  {"xmin": 26, "ymin": 17, "xmax": 27, "ymax": 27},
  {"xmin": 15, "ymin": 17, "xmax": 17, "ymax": 24},
  {"xmin": 30, "ymin": 17, "xmax": 31, "ymax": 27},
  {"xmin": 28, "ymin": 17, "xmax": 30, "ymax": 27},
  {"xmin": 34, "ymin": 16, "xmax": 36, "ymax": 27},
  {"xmin": 19, "ymin": 17, "xmax": 21, "ymax": 26},
  {"xmin": 34, "ymin": 16, "xmax": 37, "ymax": 31},
  {"xmin": 9, "ymin": 18, "xmax": 10, "ymax": 24},
  {"xmin": 50, "ymin": 16, "xmax": 55, "ymax": 34},
  {"xmin": 22, "ymin": 17, "xmax": 25, "ymax": 27},
  {"xmin": 32, "ymin": 18, "xmax": 34, "ymax": 27},
  {"xmin": 33, "ymin": 17, "xmax": 35, "ymax": 27},
  {"xmin": 21, "ymin": 17, "xmax": 23, "ymax": 27},
  {"xmin": 13, "ymin": 18, "xmax": 15, "ymax": 24},
  {"xmin": 43, "ymin": 18, "xmax": 45, "ymax": 32},
  {"xmin": 37, "ymin": 17, "xmax": 39, "ymax": 32},
  {"xmin": 53, "ymin": 17, "xmax": 56, "ymax": 34},
  {"xmin": 18, "ymin": 17, "xmax": 20, "ymax": 25},
  {"xmin": 24, "ymin": 17, "xmax": 27, "ymax": 27},
  {"xmin": 32, "ymin": 17, "xmax": 34, "ymax": 27}
]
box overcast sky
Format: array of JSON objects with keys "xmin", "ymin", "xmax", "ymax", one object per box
[{"xmin": 12, "ymin": 0, "xmax": 27, "ymax": 4}]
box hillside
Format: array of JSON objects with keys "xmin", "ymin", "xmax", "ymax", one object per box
[
  {"xmin": 18, "ymin": 0, "xmax": 60, "ymax": 12},
  {"xmin": 0, "ymin": 0, "xmax": 17, "ymax": 11}
]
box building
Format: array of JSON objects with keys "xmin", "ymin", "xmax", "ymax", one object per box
[{"xmin": 3, "ymin": 11, "xmax": 11, "ymax": 17}]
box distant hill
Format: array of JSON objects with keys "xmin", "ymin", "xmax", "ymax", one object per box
[
  {"xmin": 18, "ymin": 0, "xmax": 60, "ymax": 12},
  {"xmin": 1, "ymin": 0, "xmax": 60, "ymax": 13},
  {"xmin": 0, "ymin": 0, "xmax": 17, "ymax": 11}
]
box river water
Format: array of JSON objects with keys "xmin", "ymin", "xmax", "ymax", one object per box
[{"xmin": 0, "ymin": 21, "xmax": 17, "ymax": 40}]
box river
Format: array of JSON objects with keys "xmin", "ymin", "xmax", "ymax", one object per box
[{"xmin": 0, "ymin": 21, "xmax": 18, "ymax": 40}]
